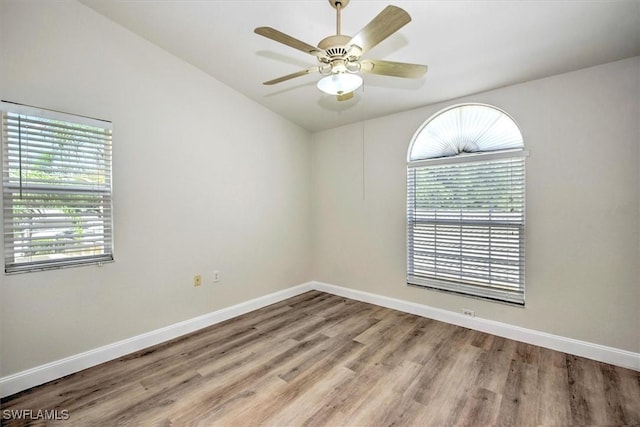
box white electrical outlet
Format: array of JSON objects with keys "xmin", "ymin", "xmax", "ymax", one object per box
[
  {"xmin": 462, "ymin": 308, "xmax": 475, "ymax": 317},
  {"xmin": 213, "ymin": 271, "xmax": 220, "ymax": 283}
]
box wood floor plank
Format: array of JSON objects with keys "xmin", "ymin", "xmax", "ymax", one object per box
[
  {"xmin": 250, "ymin": 366, "xmax": 355, "ymax": 427},
  {"xmin": 314, "ymin": 301, "xmax": 383, "ymax": 338},
  {"xmin": 618, "ymin": 367, "xmax": 640, "ymax": 425},
  {"xmin": 474, "ymin": 335, "xmax": 518, "ymax": 394},
  {"xmin": 406, "ymin": 320, "xmax": 462, "ymax": 366},
  {"xmin": 343, "ymin": 382, "xmax": 410, "ymax": 426},
  {"xmin": 403, "ymin": 325, "xmax": 474, "ymax": 406},
  {"xmin": 220, "ymin": 338, "xmax": 365, "ymax": 426},
  {"xmin": 389, "ymin": 360, "xmax": 423, "ymax": 395},
  {"xmin": 599, "ymin": 363, "xmax": 630, "ymax": 425},
  {"xmin": 455, "ymin": 387, "xmax": 503, "ymax": 426},
  {"xmin": 496, "ymin": 359, "xmax": 539, "ymax": 425},
  {"xmin": 2, "ymin": 290, "xmax": 639, "ymax": 426},
  {"xmin": 413, "ymin": 343, "xmax": 486, "ymax": 425},
  {"xmin": 566, "ymin": 354, "xmax": 610, "ymax": 425},
  {"xmin": 536, "ymin": 364, "xmax": 573, "ymax": 425}
]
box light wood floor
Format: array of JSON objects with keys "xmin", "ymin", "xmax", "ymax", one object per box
[{"xmin": 2, "ymin": 291, "xmax": 639, "ymax": 426}]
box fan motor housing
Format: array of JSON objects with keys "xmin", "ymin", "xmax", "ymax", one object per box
[{"xmin": 318, "ymin": 34, "xmax": 353, "ymax": 59}]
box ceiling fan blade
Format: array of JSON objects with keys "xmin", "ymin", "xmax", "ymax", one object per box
[
  {"xmin": 255, "ymin": 27, "xmax": 324, "ymax": 58},
  {"xmin": 263, "ymin": 67, "xmax": 319, "ymax": 85},
  {"xmin": 349, "ymin": 6, "xmax": 411, "ymax": 54},
  {"xmin": 360, "ymin": 59, "xmax": 428, "ymax": 78}
]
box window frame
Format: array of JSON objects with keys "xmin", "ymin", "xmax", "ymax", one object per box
[
  {"xmin": 1, "ymin": 101, "xmax": 114, "ymax": 274},
  {"xmin": 406, "ymin": 103, "xmax": 527, "ymax": 305}
]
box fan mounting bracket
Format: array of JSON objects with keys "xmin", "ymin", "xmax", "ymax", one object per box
[{"xmin": 328, "ymin": 0, "xmax": 349, "ymax": 10}]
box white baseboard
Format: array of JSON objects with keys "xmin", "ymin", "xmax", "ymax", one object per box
[
  {"xmin": 0, "ymin": 282, "xmax": 314, "ymax": 398},
  {"xmin": 311, "ymin": 281, "xmax": 640, "ymax": 372},
  {"xmin": 2, "ymin": 280, "xmax": 638, "ymax": 398}
]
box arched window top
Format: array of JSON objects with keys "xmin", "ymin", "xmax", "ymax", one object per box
[{"xmin": 408, "ymin": 104, "xmax": 524, "ymax": 162}]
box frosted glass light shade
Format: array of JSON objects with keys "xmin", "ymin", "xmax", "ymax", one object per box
[{"xmin": 317, "ymin": 73, "xmax": 363, "ymax": 95}]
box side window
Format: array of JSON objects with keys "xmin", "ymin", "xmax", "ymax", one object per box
[
  {"xmin": 407, "ymin": 104, "xmax": 526, "ymax": 304},
  {"xmin": 1, "ymin": 101, "xmax": 113, "ymax": 274}
]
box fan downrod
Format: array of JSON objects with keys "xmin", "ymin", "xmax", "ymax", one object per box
[{"xmin": 328, "ymin": 0, "xmax": 349, "ymax": 10}]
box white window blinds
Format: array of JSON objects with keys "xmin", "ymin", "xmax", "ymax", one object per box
[
  {"xmin": 407, "ymin": 152, "xmax": 526, "ymax": 304},
  {"xmin": 2, "ymin": 102, "xmax": 113, "ymax": 273}
]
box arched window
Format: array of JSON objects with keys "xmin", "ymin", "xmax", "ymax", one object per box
[{"xmin": 407, "ymin": 104, "xmax": 527, "ymax": 304}]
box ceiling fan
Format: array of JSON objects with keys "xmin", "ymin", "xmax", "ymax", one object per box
[{"xmin": 254, "ymin": 0, "xmax": 428, "ymax": 101}]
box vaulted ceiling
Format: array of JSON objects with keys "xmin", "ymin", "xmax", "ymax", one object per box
[{"xmin": 80, "ymin": 0, "xmax": 640, "ymax": 132}]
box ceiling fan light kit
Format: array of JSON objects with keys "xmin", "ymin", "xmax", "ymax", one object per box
[
  {"xmin": 255, "ymin": 0, "xmax": 427, "ymax": 101},
  {"xmin": 317, "ymin": 73, "xmax": 363, "ymax": 96}
]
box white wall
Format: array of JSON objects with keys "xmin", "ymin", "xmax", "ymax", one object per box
[
  {"xmin": 312, "ymin": 57, "xmax": 640, "ymax": 353},
  {"xmin": 0, "ymin": 0, "xmax": 312, "ymax": 376}
]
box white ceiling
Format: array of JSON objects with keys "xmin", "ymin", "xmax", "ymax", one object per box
[{"xmin": 79, "ymin": 0, "xmax": 640, "ymax": 132}]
